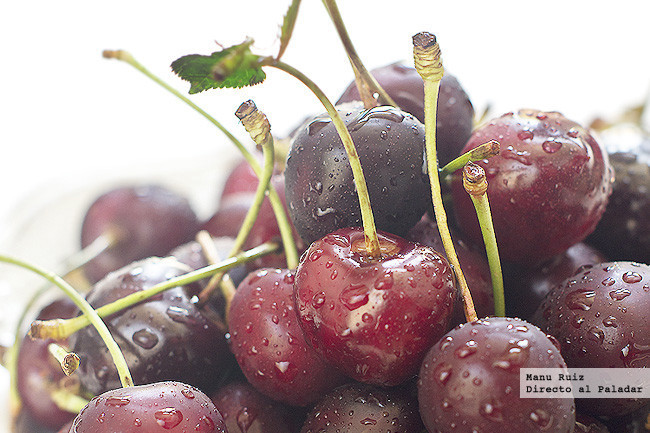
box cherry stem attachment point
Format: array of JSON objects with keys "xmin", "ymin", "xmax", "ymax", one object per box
[
  {"xmin": 0, "ymin": 255, "xmax": 134, "ymax": 388},
  {"xmin": 440, "ymin": 140, "xmax": 500, "ymax": 177},
  {"xmin": 463, "ymin": 162, "xmax": 505, "ymax": 316},
  {"xmin": 272, "ymin": 60, "xmax": 381, "ymax": 258},
  {"xmin": 413, "ymin": 32, "xmax": 478, "ymax": 323},
  {"xmin": 102, "ymin": 49, "xmax": 298, "ymax": 269},
  {"xmin": 30, "ymin": 242, "xmax": 279, "ymax": 340},
  {"xmin": 321, "ymin": 0, "xmax": 397, "ymax": 109}
]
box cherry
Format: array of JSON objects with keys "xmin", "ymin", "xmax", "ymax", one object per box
[
  {"xmin": 574, "ymin": 413, "xmax": 611, "ymax": 433},
  {"xmin": 406, "ymin": 214, "xmax": 494, "ymax": 325},
  {"xmin": 284, "ymin": 105, "xmax": 429, "ymax": 245},
  {"xmin": 586, "ymin": 128, "xmax": 650, "ymax": 264},
  {"xmin": 337, "ymin": 62, "xmax": 474, "ymax": 166},
  {"xmin": 451, "ymin": 109, "xmax": 613, "ymax": 265},
  {"xmin": 601, "ymin": 403, "xmax": 650, "ymax": 432},
  {"xmin": 293, "ymin": 227, "xmax": 456, "ymax": 386},
  {"xmin": 532, "ymin": 261, "xmax": 650, "ymax": 416},
  {"xmin": 16, "ymin": 298, "xmax": 78, "ymax": 430},
  {"xmin": 81, "ymin": 184, "xmax": 200, "ymax": 283},
  {"xmin": 504, "ymin": 242, "xmax": 607, "ymax": 320},
  {"xmin": 228, "ymin": 267, "xmax": 347, "ymax": 406},
  {"xmin": 70, "ymin": 257, "xmax": 233, "ymax": 396},
  {"xmin": 14, "ymin": 408, "xmax": 61, "ymax": 433},
  {"xmin": 68, "ymin": 381, "xmax": 227, "ymax": 432},
  {"xmin": 299, "ymin": 382, "xmax": 424, "ymax": 433},
  {"xmin": 418, "ymin": 317, "xmax": 576, "ymax": 432},
  {"xmin": 211, "ymin": 381, "xmax": 303, "ymax": 433}
]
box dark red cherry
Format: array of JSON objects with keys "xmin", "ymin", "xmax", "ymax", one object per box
[
  {"xmin": 16, "ymin": 299, "xmax": 78, "ymax": 431},
  {"xmin": 284, "ymin": 105, "xmax": 429, "ymax": 245},
  {"xmin": 70, "ymin": 257, "xmax": 233, "ymax": 395},
  {"xmin": 601, "ymin": 402, "xmax": 650, "ymax": 432},
  {"xmin": 418, "ymin": 317, "xmax": 576, "ymax": 432},
  {"xmin": 504, "ymin": 242, "xmax": 607, "ymax": 320},
  {"xmin": 299, "ymin": 382, "xmax": 424, "ymax": 433},
  {"xmin": 451, "ymin": 109, "xmax": 613, "ymax": 265},
  {"xmin": 228, "ymin": 268, "xmax": 347, "ymax": 406},
  {"xmin": 532, "ymin": 261, "xmax": 650, "ymax": 416},
  {"xmin": 81, "ymin": 184, "xmax": 199, "ymax": 282},
  {"xmin": 68, "ymin": 381, "xmax": 227, "ymax": 433},
  {"xmin": 574, "ymin": 413, "xmax": 611, "ymax": 433},
  {"xmin": 211, "ymin": 381, "xmax": 303, "ymax": 433},
  {"xmin": 406, "ymin": 214, "xmax": 494, "ymax": 325},
  {"xmin": 337, "ymin": 62, "xmax": 474, "ymax": 166},
  {"xmin": 587, "ymin": 127, "xmax": 650, "ymax": 264},
  {"xmin": 293, "ymin": 227, "xmax": 456, "ymax": 386}
]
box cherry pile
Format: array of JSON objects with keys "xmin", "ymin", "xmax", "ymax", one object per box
[{"xmin": 6, "ymin": 4, "xmax": 650, "ymax": 433}]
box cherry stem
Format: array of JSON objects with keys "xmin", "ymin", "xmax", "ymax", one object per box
[
  {"xmin": 102, "ymin": 49, "xmax": 299, "ymax": 269},
  {"xmin": 195, "ymin": 231, "xmax": 237, "ymax": 311},
  {"xmin": 439, "ymin": 140, "xmax": 500, "ymax": 177},
  {"xmin": 197, "ymin": 101, "xmax": 275, "ymax": 307},
  {"xmin": 48, "ymin": 343, "xmax": 80, "ymax": 376},
  {"xmin": 413, "ymin": 32, "xmax": 478, "ymax": 323},
  {"xmin": 463, "ymin": 162, "xmax": 505, "ymax": 316},
  {"xmin": 30, "ymin": 242, "xmax": 279, "ymax": 340},
  {"xmin": 271, "ymin": 60, "xmax": 381, "ymax": 258},
  {"xmin": 0, "ymin": 254, "xmax": 134, "ymax": 388},
  {"xmin": 50, "ymin": 388, "xmax": 90, "ymax": 414},
  {"xmin": 321, "ymin": 0, "xmax": 397, "ymax": 109}
]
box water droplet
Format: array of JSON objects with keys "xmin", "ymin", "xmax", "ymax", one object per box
[
  {"xmin": 312, "ymin": 292, "xmax": 326, "ymax": 308},
  {"xmin": 195, "ymin": 415, "xmax": 215, "ymax": 433},
  {"xmin": 529, "ymin": 409, "xmax": 553, "ymax": 430},
  {"xmin": 435, "ymin": 363, "xmax": 453, "ymax": 385},
  {"xmin": 330, "ymin": 270, "xmax": 338, "ymax": 280},
  {"xmin": 348, "ymin": 106, "xmax": 405, "ymax": 132},
  {"xmin": 323, "ymin": 233, "xmax": 350, "ymax": 247},
  {"xmin": 105, "ymin": 396, "xmax": 130, "ymax": 407},
  {"xmin": 609, "ymin": 289, "xmax": 631, "ymax": 301},
  {"xmin": 339, "ymin": 284, "xmax": 369, "ymax": 310},
  {"xmin": 621, "ymin": 342, "xmax": 650, "ymax": 367},
  {"xmin": 602, "ymin": 277, "xmax": 616, "ymax": 286},
  {"xmin": 154, "ymin": 408, "xmax": 183, "ymax": 429},
  {"xmin": 308, "ymin": 118, "xmax": 331, "ymax": 136},
  {"xmin": 502, "ymin": 145, "xmax": 532, "ymax": 165},
  {"xmin": 374, "ymin": 272, "xmax": 393, "ymax": 290},
  {"xmin": 309, "ymin": 249, "xmax": 323, "ymax": 262},
  {"xmin": 566, "ymin": 290, "xmax": 596, "ymax": 311},
  {"xmin": 134, "ymin": 418, "xmax": 142, "ymax": 427},
  {"xmin": 542, "ymin": 139, "xmax": 562, "ymax": 153},
  {"xmin": 166, "ymin": 306, "xmax": 198, "ymax": 326},
  {"xmin": 517, "ymin": 130, "xmax": 534, "ymax": 140},
  {"xmin": 479, "ymin": 400, "xmax": 503, "ymax": 422},
  {"xmin": 380, "ymin": 130, "xmax": 388, "ymax": 140},
  {"xmin": 623, "ymin": 272, "xmax": 643, "ymax": 284},
  {"xmin": 455, "ymin": 340, "xmax": 478, "ymax": 358},
  {"xmin": 132, "ymin": 329, "xmax": 159, "ymax": 349},
  {"xmin": 236, "ymin": 408, "xmax": 255, "ymax": 432},
  {"xmin": 361, "ymin": 418, "xmax": 377, "ymax": 426},
  {"xmin": 439, "ymin": 336, "xmax": 453, "ymax": 351},
  {"xmin": 567, "ymin": 128, "xmax": 580, "ymax": 138},
  {"xmin": 275, "ymin": 361, "xmax": 290, "ymax": 373},
  {"xmin": 362, "ymin": 313, "xmax": 373, "ymax": 323},
  {"xmin": 181, "ymin": 389, "xmax": 195, "ymax": 399},
  {"xmin": 588, "ymin": 327, "xmax": 605, "ymax": 344},
  {"xmin": 283, "ymin": 272, "xmax": 295, "ymax": 285}
]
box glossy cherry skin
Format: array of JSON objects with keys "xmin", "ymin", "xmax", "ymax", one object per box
[
  {"xmin": 532, "ymin": 262, "xmax": 650, "ymax": 416},
  {"xmin": 70, "ymin": 257, "xmax": 233, "ymax": 396},
  {"xmin": 81, "ymin": 184, "xmax": 199, "ymax": 282},
  {"xmin": 294, "ymin": 227, "xmax": 456, "ymax": 386},
  {"xmin": 451, "ymin": 109, "xmax": 613, "ymax": 265},
  {"xmin": 228, "ymin": 268, "xmax": 347, "ymax": 406},
  {"xmin": 68, "ymin": 381, "xmax": 227, "ymax": 433},
  {"xmin": 16, "ymin": 299, "xmax": 78, "ymax": 430},
  {"xmin": 337, "ymin": 62, "xmax": 474, "ymax": 166},
  {"xmin": 418, "ymin": 317, "xmax": 575, "ymax": 433},
  {"xmin": 211, "ymin": 381, "xmax": 302, "ymax": 433},
  {"xmin": 285, "ymin": 105, "xmax": 429, "ymax": 245},
  {"xmin": 406, "ymin": 214, "xmax": 494, "ymax": 325},
  {"xmin": 299, "ymin": 382, "xmax": 424, "ymax": 433},
  {"xmin": 504, "ymin": 242, "xmax": 607, "ymax": 320}
]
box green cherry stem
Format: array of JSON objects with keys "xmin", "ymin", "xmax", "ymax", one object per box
[
  {"xmin": 439, "ymin": 140, "xmax": 500, "ymax": 177},
  {"xmin": 463, "ymin": 162, "xmax": 505, "ymax": 316},
  {"xmin": 321, "ymin": 0, "xmax": 397, "ymax": 109},
  {"xmin": 50, "ymin": 388, "xmax": 90, "ymax": 414},
  {"xmin": 102, "ymin": 49, "xmax": 299, "ymax": 269},
  {"xmin": 47, "ymin": 343, "xmax": 80, "ymax": 376},
  {"xmin": 197, "ymin": 101, "xmax": 275, "ymax": 307},
  {"xmin": 413, "ymin": 32, "xmax": 478, "ymax": 323},
  {"xmin": 30, "ymin": 242, "xmax": 279, "ymax": 340},
  {"xmin": 194, "ymin": 230, "xmax": 237, "ymax": 309},
  {"xmin": 271, "ymin": 59, "xmax": 381, "ymax": 257},
  {"xmin": 0, "ymin": 254, "xmax": 134, "ymax": 388}
]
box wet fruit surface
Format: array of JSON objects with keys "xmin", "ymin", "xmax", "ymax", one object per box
[
  {"xmin": 451, "ymin": 109, "xmax": 613, "ymax": 265},
  {"xmin": 299, "ymin": 382, "xmax": 424, "ymax": 433},
  {"xmin": 532, "ymin": 261, "xmax": 650, "ymax": 416},
  {"xmin": 69, "ymin": 381, "xmax": 227, "ymax": 432},
  {"xmin": 418, "ymin": 317, "xmax": 576, "ymax": 432},
  {"xmin": 285, "ymin": 105, "xmax": 430, "ymax": 245},
  {"xmin": 228, "ymin": 267, "xmax": 347, "ymax": 406},
  {"xmin": 293, "ymin": 227, "xmax": 456, "ymax": 386},
  {"xmin": 70, "ymin": 257, "xmax": 233, "ymax": 395}
]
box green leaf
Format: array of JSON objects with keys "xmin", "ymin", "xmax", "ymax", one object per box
[
  {"xmin": 277, "ymin": 0, "xmax": 301, "ymax": 60},
  {"xmin": 171, "ymin": 40, "xmax": 266, "ymax": 94}
]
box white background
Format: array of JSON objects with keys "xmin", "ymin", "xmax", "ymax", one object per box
[{"xmin": 0, "ymin": 0, "xmax": 649, "ymax": 426}]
